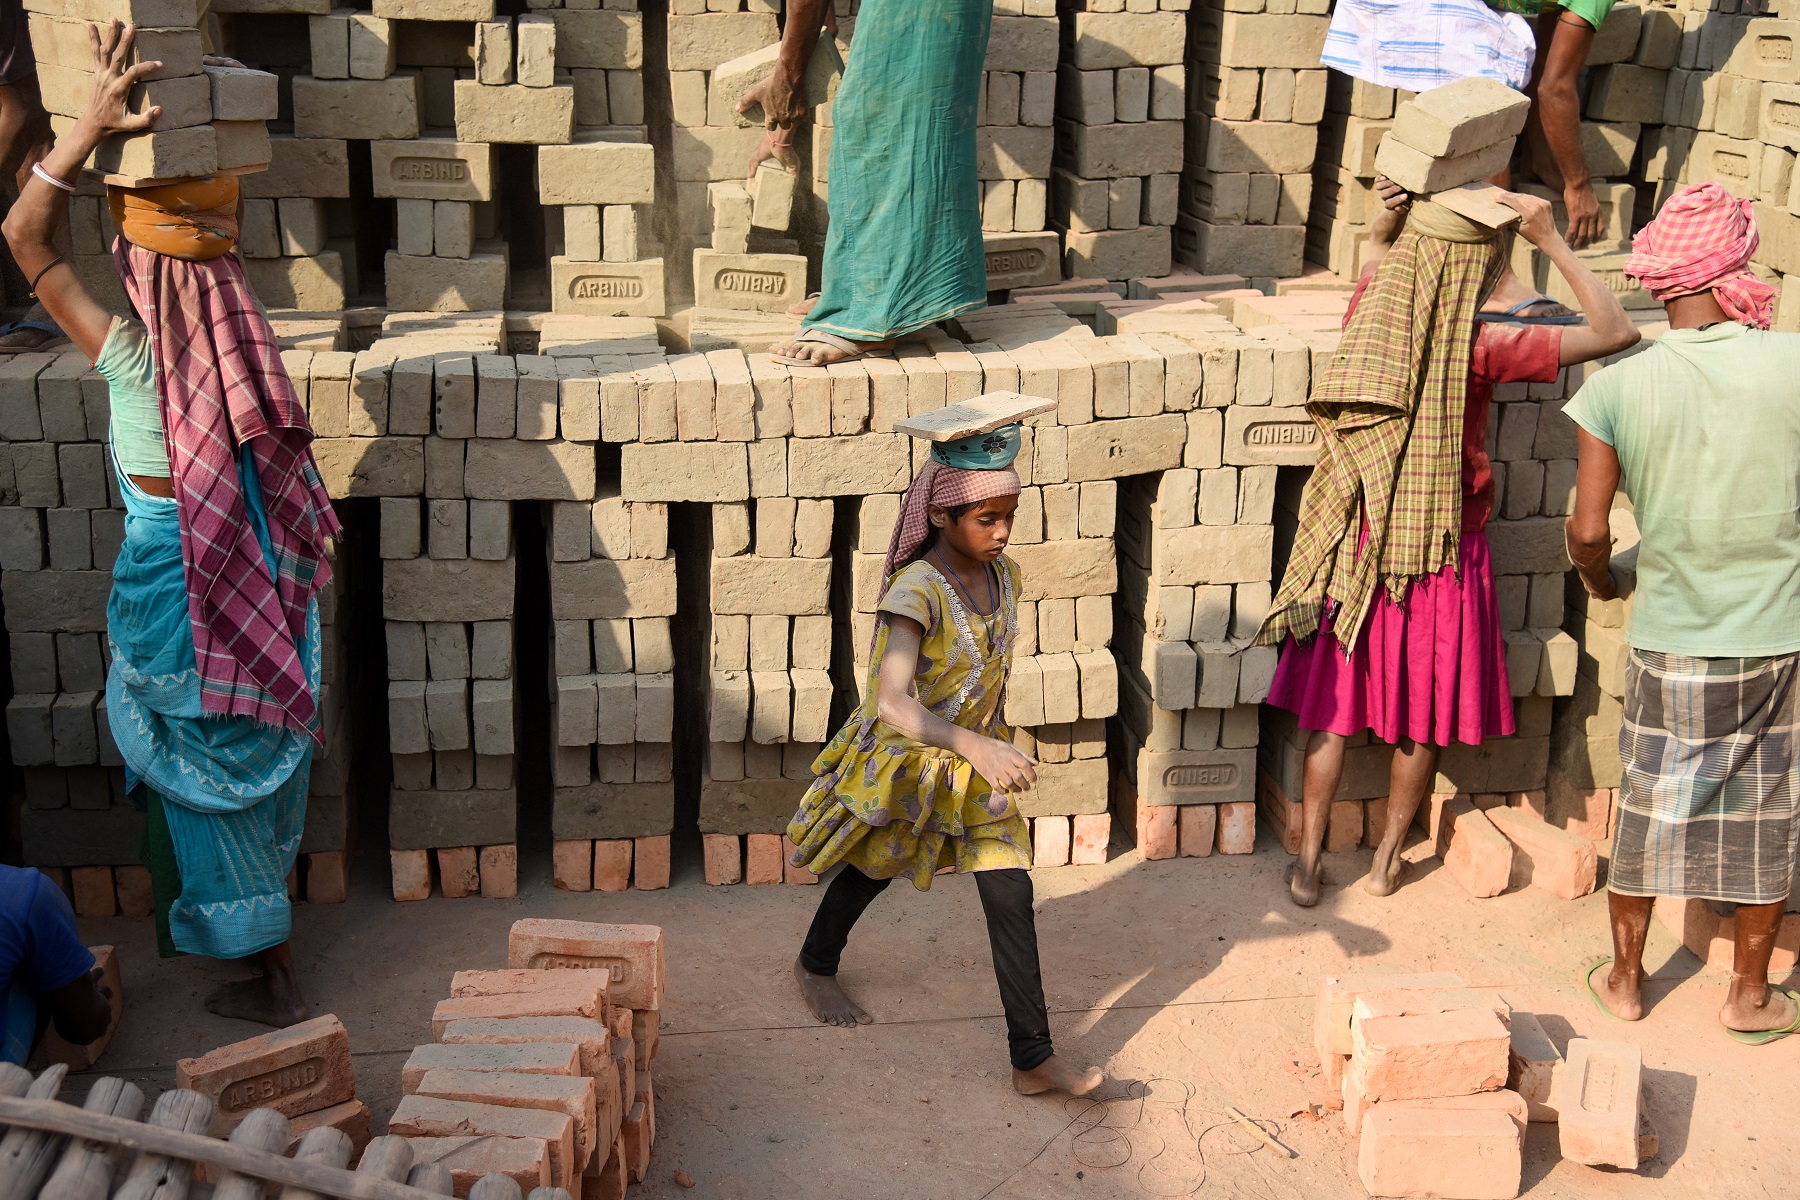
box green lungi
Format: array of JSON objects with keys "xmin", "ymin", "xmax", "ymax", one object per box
[{"xmin": 804, "ymin": 0, "xmax": 992, "ymax": 343}]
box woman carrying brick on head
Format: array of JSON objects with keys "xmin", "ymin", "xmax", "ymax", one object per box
[
  {"xmin": 1255, "ymin": 179, "xmax": 1637, "ymax": 908},
  {"xmin": 741, "ymin": 0, "xmax": 990, "ymax": 366},
  {"xmin": 2, "ymin": 22, "xmax": 339, "ymax": 1026},
  {"xmin": 784, "ymin": 410, "xmax": 1103, "ymax": 1097}
]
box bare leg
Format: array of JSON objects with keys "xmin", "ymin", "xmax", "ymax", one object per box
[
  {"xmin": 1596, "ymin": 891, "xmax": 1653, "ymax": 1021},
  {"xmin": 1720, "ymin": 901, "xmax": 1797, "ymax": 1033},
  {"xmin": 205, "ymin": 941, "xmax": 311, "ymax": 1028},
  {"xmin": 1013, "ymin": 1057, "xmax": 1104, "ymax": 1097},
  {"xmin": 1365, "ymin": 739, "xmax": 1439, "ymax": 896},
  {"xmin": 1290, "ymin": 730, "xmax": 1346, "ymax": 907},
  {"xmin": 793, "ymin": 957, "xmax": 873, "ymax": 1027}
]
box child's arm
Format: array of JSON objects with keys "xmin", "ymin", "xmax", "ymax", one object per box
[{"xmin": 877, "ymin": 616, "xmax": 1037, "ymax": 805}]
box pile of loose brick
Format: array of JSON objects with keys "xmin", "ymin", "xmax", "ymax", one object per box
[
  {"xmin": 1316, "ymin": 971, "xmax": 1653, "ymax": 1199},
  {"xmin": 387, "ymin": 919, "xmax": 662, "ymax": 1196}
]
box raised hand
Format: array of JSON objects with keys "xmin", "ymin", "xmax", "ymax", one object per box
[{"xmin": 83, "ymin": 20, "xmax": 163, "ymax": 137}]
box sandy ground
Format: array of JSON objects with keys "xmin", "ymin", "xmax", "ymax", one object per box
[{"xmin": 67, "ymin": 830, "xmax": 1795, "ymax": 1200}]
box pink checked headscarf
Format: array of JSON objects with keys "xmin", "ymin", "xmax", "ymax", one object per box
[
  {"xmin": 1624, "ymin": 182, "xmax": 1776, "ymax": 330},
  {"xmin": 879, "ymin": 459, "xmax": 1021, "ymax": 589}
]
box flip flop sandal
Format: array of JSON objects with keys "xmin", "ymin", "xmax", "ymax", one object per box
[
  {"xmin": 0, "ymin": 319, "xmax": 70, "ymax": 354},
  {"xmin": 1477, "ymin": 296, "xmax": 1583, "ymax": 326},
  {"xmin": 1582, "ymin": 955, "xmax": 1628, "ymax": 1022},
  {"xmin": 769, "ymin": 329, "xmax": 895, "ymax": 367},
  {"xmin": 1725, "ymin": 986, "xmax": 1800, "ymax": 1045}
]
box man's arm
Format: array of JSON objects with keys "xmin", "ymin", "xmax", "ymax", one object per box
[
  {"xmin": 1358, "ymin": 176, "xmax": 1411, "ymax": 278},
  {"xmin": 737, "ymin": 0, "xmax": 833, "ymax": 176},
  {"xmin": 1528, "ymin": 10, "xmax": 1603, "ymax": 249},
  {"xmin": 1498, "ymin": 192, "xmax": 1638, "ymax": 364},
  {"xmin": 1567, "ymin": 426, "xmax": 1621, "ymax": 601}
]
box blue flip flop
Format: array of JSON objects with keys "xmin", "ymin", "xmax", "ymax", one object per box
[
  {"xmin": 1477, "ymin": 296, "xmax": 1583, "ymax": 326},
  {"xmin": 0, "ymin": 319, "xmax": 68, "ymax": 353}
]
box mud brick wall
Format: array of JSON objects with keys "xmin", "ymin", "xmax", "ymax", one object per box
[{"xmin": 1176, "ymin": 5, "xmax": 1329, "ymax": 282}]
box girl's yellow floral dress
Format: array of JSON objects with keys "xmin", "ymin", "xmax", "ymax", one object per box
[{"xmin": 786, "ymin": 555, "xmax": 1032, "ymax": 890}]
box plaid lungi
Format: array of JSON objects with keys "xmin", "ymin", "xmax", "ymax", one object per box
[{"xmin": 1609, "ymin": 649, "xmax": 1800, "ymax": 905}]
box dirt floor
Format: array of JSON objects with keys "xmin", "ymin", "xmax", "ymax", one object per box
[{"xmin": 68, "ymin": 829, "xmax": 1794, "ymax": 1200}]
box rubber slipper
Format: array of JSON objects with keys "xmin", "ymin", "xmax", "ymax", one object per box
[
  {"xmin": 1477, "ymin": 295, "xmax": 1582, "ymax": 326},
  {"xmin": 1725, "ymin": 986, "xmax": 1800, "ymax": 1045},
  {"xmin": 1582, "ymin": 956, "xmax": 1627, "ymax": 1022},
  {"xmin": 769, "ymin": 329, "xmax": 895, "ymax": 367}
]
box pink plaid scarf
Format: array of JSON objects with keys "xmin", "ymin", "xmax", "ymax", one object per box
[
  {"xmin": 113, "ymin": 240, "xmax": 341, "ymax": 738},
  {"xmin": 1624, "ymin": 182, "xmax": 1776, "ymax": 330},
  {"xmin": 880, "ymin": 460, "xmax": 1022, "ymax": 588}
]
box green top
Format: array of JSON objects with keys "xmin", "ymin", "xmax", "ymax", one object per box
[
  {"xmin": 1564, "ymin": 322, "xmax": 1800, "ymax": 657},
  {"xmin": 96, "ymin": 316, "xmax": 168, "ymax": 478},
  {"xmin": 1483, "ymin": 0, "xmax": 1615, "ymax": 24}
]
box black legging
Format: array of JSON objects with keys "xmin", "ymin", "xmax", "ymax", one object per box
[{"xmin": 799, "ymin": 865, "xmax": 1054, "ymax": 1071}]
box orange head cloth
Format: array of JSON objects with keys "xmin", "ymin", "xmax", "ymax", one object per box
[{"xmin": 107, "ymin": 175, "xmax": 240, "ymax": 262}]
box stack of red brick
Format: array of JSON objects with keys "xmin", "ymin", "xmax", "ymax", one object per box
[
  {"xmin": 388, "ymin": 919, "xmax": 663, "ymax": 1198},
  {"xmin": 175, "ymin": 1014, "xmax": 374, "ymax": 1168},
  {"xmin": 699, "ymin": 831, "xmax": 819, "ymax": 887},
  {"xmin": 1315, "ymin": 972, "xmax": 1652, "ymax": 1198}
]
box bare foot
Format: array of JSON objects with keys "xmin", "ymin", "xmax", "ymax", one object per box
[
  {"xmin": 1013, "ymin": 1056, "xmax": 1105, "ymax": 1097},
  {"xmin": 1593, "ymin": 959, "xmax": 1644, "ymax": 1022},
  {"xmin": 1362, "ymin": 838, "xmax": 1410, "ymax": 897},
  {"xmin": 794, "ymin": 957, "xmax": 872, "ymax": 1027},
  {"xmin": 769, "ymin": 334, "xmax": 894, "ymax": 365},
  {"xmin": 1287, "ymin": 858, "xmax": 1322, "ymax": 908},
  {"xmin": 205, "ymin": 978, "xmax": 310, "ymax": 1028},
  {"xmin": 786, "ymin": 295, "xmax": 819, "ymax": 318},
  {"xmin": 1721, "ymin": 984, "xmax": 1798, "ymax": 1034}
]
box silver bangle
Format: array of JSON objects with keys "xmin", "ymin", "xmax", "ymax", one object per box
[{"xmin": 31, "ymin": 162, "xmax": 77, "ymax": 194}]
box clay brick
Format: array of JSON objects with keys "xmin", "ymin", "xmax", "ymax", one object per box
[
  {"xmin": 1349, "ymin": 1008, "xmax": 1510, "ymax": 1103},
  {"xmin": 1390, "ymin": 76, "xmax": 1530, "ymax": 159},
  {"xmin": 386, "ymin": 1096, "xmax": 575, "ymax": 1192},
  {"xmin": 780, "ymin": 836, "xmax": 819, "ymax": 885},
  {"xmin": 744, "ymin": 833, "xmax": 783, "ymax": 884},
  {"xmin": 391, "ymin": 849, "xmax": 432, "ymax": 901},
  {"xmin": 1443, "ymin": 801, "xmax": 1512, "ymax": 898},
  {"xmin": 1071, "ymin": 812, "xmax": 1110, "ymax": 864},
  {"xmin": 554, "ymin": 839, "xmax": 593, "ymax": 891},
  {"xmin": 1358, "ymin": 1108, "xmax": 1522, "ymax": 1200},
  {"xmin": 1373, "ymin": 134, "xmax": 1514, "ymax": 195},
  {"xmin": 1216, "ymin": 800, "xmax": 1256, "ymax": 854},
  {"xmin": 286, "ymin": 1099, "xmax": 371, "ymax": 1161},
  {"xmin": 70, "ymin": 866, "xmax": 115, "ymax": 917},
  {"xmin": 438, "ymin": 1015, "xmax": 610, "ymax": 1079},
  {"xmin": 507, "ymin": 918, "xmax": 665, "ymax": 1011},
  {"xmin": 633, "ymin": 835, "xmax": 671, "ymax": 890},
  {"xmin": 451, "ymin": 968, "xmax": 610, "ymax": 1008},
  {"xmin": 1486, "ymin": 806, "xmax": 1597, "ymax": 900},
  {"xmin": 1352, "ymin": 988, "xmax": 1510, "ymax": 1029},
  {"xmin": 1314, "ymin": 973, "xmax": 1466, "ymax": 1059},
  {"xmin": 1178, "ymin": 805, "xmax": 1216, "ymax": 857},
  {"xmin": 175, "ymin": 1013, "xmax": 356, "ymax": 1133},
  {"xmin": 412, "ymin": 1067, "xmax": 596, "ymax": 1168},
  {"xmin": 480, "ymin": 844, "xmax": 519, "ymax": 898},
  {"xmin": 42, "ymin": 944, "xmax": 121, "ymax": 1069},
  {"xmin": 114, "ymin": 866, "xmax": 154, "ymax": 917},
  {"xmin": 1326, "ymin": 798, "xmax": 1363, "ymax": 852},
  {"xmin": 594, "ymin": 840, "xmax": 633, "ymax": 892},
  {"xmin": 702, "ymin": 833, "xmax": 742, "ymax": 885},
  {"xmin": 432, "ymin": 985, "xmax": 607, "ymax": 1036},
  {"xmin": 1136, "ymin": 802, "xmax": 1177, "ymax": 861},
  {"xmin": 437, "ymin": 846, "xmax": 480, "ymax": 898},
  {"xmin": 1507, "ymin": 1010, "xmax": 1563, "ymax": 1123},
  {"xmin": 401, "ymin": 1041, "xmax": 580, "ymax": 1092},
  {"xmin": 1033, "ymin": 815, "xmax": 1071, "ymax": 867},
  {"xmin": 305, "ymin": 851, "xmax": 349, "ymax": 904},
  {"xmin": 397, "ymin": 1135, "xmax": 549, "ymax": 1195},
  {"xmin": 1558, "ymin": 1038, "xmax": 1641, "ymax": 1169}
]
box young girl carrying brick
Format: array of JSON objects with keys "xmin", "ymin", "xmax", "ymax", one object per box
[{"xmin": 785, "ymin": 399, "xmax": 1104, "ymax": 1097}]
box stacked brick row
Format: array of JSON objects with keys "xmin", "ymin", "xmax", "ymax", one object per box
[
  {"xmin": 389, "ymin": 920, "xmax": 662, "ymax": 1195},
  {"xmin": 1308, "ymin": 72, "xmax": 1401, "ymax": 280},
  {"xmin": 1052, "ymin": 3, "xmax": 1186, "ymax": 281},
  {"xmin": 979, "ymin": 6, "xmax": 1062, "ymax": 289},
  {"xmin": 0, "ymin": 349, "xmax": 354, "ymax": 906},
  {"xmin": 1177, "ymin": 5, "xmax": 1329, "ymax": 282},
  {"xmin": 1315, "ymin": 972, "xmax": 1652, "ymax": 1195}
]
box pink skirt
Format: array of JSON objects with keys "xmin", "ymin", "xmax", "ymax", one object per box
[{"xmin": 1266, "ymin": 530, "xmax": 1517, "ymax": 747}]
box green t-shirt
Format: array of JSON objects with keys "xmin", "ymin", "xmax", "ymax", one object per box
[
  {"xmin": 1563, "ymin": 322, "xmax": 1800, "ymax": 657},
  {"xmin": 95, "ymin": 316, "xmax": 168, "ymax": 478},
  {"xmin": 1483, "ymin": 0, "xmax": 1615, "ymax": 25}
]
